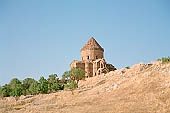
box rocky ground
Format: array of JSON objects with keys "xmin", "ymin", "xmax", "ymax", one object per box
[{"xmin": 1, "ymin": 61, "xmax": 170, "ymax": 113}]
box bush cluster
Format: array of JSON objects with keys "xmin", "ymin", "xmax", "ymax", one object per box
[
  {"xmin": 157, "ymin": 56, "xmax": 170, "ymax": 63},
  {"xmin": 125, "ymin": 66, "xmax": 130, "ymax": 69},
  {"xmin": 0, "ymin": 68, "xmax": 85, "ymax": 97},
  {"xmin": 0, "ymin": 74, "xmax": 62, "ymax": 97}
]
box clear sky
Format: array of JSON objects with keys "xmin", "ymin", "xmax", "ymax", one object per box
[{"xmin": 0, "ymin": 0, "xmax": 170, "ymax": 85}]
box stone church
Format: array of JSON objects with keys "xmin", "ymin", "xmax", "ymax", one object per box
[{"xmin": 70, "ymin": 37, "xmax": 116, "ymax": 77}]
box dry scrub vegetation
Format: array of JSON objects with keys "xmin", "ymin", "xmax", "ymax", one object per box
[{"xmin": 1, "ymin": 61, "xmax": 170, "ymax": 113}]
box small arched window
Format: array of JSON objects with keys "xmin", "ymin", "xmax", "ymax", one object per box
[
  {"xmin": 96, "ymin": 56, "xmax": 98, "ymax": 59},
  {"xmin": 87, "ymin": 56, "xmax": 90, "ymax": 59}
]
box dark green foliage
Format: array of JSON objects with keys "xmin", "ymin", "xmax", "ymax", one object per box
[
  {"xmin": 0, "ymin": 84, "xmax": 10, "ymax": 97},
  {"xmin": 47, "ymin": 74, "xmax": 58, "ymax": 92},
  {"xmin": 10, "ymin": 84, "xmax": 23, "ymax": 97},
  {"xmin": 125, "ymin": 66, "xmax": 130, "ymax": 69},
  {"xmin": 53, "ymin": 82, "xmax": 63, "ymax": 91},
  {"xmin": 70, "ymin": 68, "xmax": 85, "ymax": 88},
  {"xmin": 158, "ymin": 57, "xmax": 170, "ymax": 63},
  {"xmin": 0, "ymin": 69, "xmax": 85, "ymax": 97},
  {"xmin": 28, "ymin": 81, "xmax": 39, "ymax": 95},
  {"xmin": 8, "ymin": 78, "xmax": 22, "ymax": 89},
  {"xmin": 8, "ymin": 78, "xmax": 23, "ymax": 97},
  {"xmin": 47, "ymin": 74, "xmax": 63, "ymax": 92},
  {"xmin": 62, "ymin": 71, "xmax": 70, "ymax": 82},
  {"xmin": 22, "ymin": 78, "xmax": 37, "ymax": 95},
  {"xmin": 38, "ymin": 77, "xmax": 48, "ymax": 94},
  {"xmin": 162, "ymin": 57, "xmax": 170, "ymax": 63}
]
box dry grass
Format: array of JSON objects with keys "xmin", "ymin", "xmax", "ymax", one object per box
[{"xmin": 1, "ymin": 61, "xmax": 170, "ymax": 113}]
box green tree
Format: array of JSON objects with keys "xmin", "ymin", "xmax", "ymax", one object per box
[
  {"xmin": 22, "ymin": 78, "xmax": 37, "ymax": 95},
  {"xmin": 61, "ymin": 71, "xmax": 70, "ymax": 90},
  {"xmin": 70, "ymin": 68, "xmax": 85, "ymax": 88},
  {"xmin": 162, "ymin": 56, "xmax": 170, "ymax": 63},
  {"xmin": 10, "ymin": 84, "xmax": 23, "ymax": 97},
  {"xmin": 29, "ymin": 81, "xmax": 39, "ymax": 95},
  {"xmin": 158, "ymin": 56, "xmax": 170, "ymax": 63},
  {"xmin": 8, "ymin": 78, "xmax": 22, "ymax": 89},
  {"xmin": 0, "ymin": 84, "xmax": 10, "ymax": 97},
  {"xmin": 47, "ymin": 74, "xmax": 63, "ymax": 92},
  {"xmin": 8, "ymin": 78, "xmax": 23, "ymax": 97},
  {"xmin": 64, "ymin": 80, "xmax": 77, "ymax": 89},
  {"xmin": 38, "ymin": 77, "xmax": 48, "ymax": 94},
  {"xmin": 47, "ymin": 74, "xmax": 57, "ymax": 92},
  {"xmin": 125, "ymin": 66, "xmax": 130, "ymax": 69},
  {"xmin": 62, "ymin": 71, "xmax": 70, "ymax": 82},
  {"xmin": 53, "ymin": 82, "xmax": 63, "ymax": 91},
  {"xmin": 64, "ymin": 80, "xmax": 78, "ymax": 95}
]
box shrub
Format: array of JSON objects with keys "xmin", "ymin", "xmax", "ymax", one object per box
[
  {"xmin": 62, "ymin": 71, "xmax": 70, "ymax": 84},
  {"xmin": 158, "ymin": 57, "xmax": 170, "ymax": 63},
  {"xmin": 28, "ymin": 81, "xmax": 39, "ymax": 95},
  {"xmin": 64, "ymin": 80, "xmax": 77, "ymax": 90},
  {"xmin": 47, "ymin": 74, "xmax": 61, "ymax": 92},
  {"xmin": 125, "ymin": 66, "xmax": 130, "ymax": 69},
  {"xmin": 8, "ymin": 78, "xmax": 22, "ymax": 89},
  {"xmin": 70, "ymin": 68, "xmax": 85, "ymax": 88},
  {"xmin": 22, "ymin": 78, "xmax": 37, "ymax": 95},
  {"xmin": 38, "ymin": 77, "xmax": 48, "ymax": 94},
  {"xmin": 0, "ymin": 70, "xmax": 85, "ymax": 97},
  {"xmin": 10, "ymin": 84, "xmax": 23, "ymax": 97},
  {"xmin": 8, "ymin": 78, "xmax": 23, "ymax": 97},
  {"xmin": 0, "ymin": 84, "xmax": 10, "ymax": 97}
]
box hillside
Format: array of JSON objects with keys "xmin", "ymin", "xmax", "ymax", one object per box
[{"xmin": 1, "ymin": 61, "xmax": 170, "ymax": 113}]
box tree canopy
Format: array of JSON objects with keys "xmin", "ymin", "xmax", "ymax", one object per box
[
  {"xmin": 70, "ymin": 68, "xmax": 85, "ymax": 87},
  {"xmin": 0, "ymin": 69, "xmax": 86, "ymax": 97}
]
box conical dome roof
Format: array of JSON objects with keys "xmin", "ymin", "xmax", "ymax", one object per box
[{"xmin": 81, "ymin": 37, "xmax": 104, "ymax": 51}]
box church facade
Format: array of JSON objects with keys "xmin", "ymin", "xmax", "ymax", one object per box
[{"xmin": 70, "ymin": 37, "xmax": 116, "ymax": 77}]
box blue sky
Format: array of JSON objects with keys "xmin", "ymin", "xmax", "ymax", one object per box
[{"xmin": 0, "ymin": 0, "xmax": 170, "ymax": 85}]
